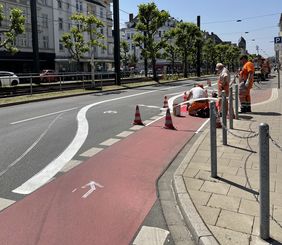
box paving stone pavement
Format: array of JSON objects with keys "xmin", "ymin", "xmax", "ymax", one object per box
[{"xmin": 173, "ymin": 79, "xmax": 282, "ymax": 245}]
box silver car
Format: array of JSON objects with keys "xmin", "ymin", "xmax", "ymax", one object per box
[{"xmin": 0, "ymin": 71, "xmax": 19, "ymax": 87}]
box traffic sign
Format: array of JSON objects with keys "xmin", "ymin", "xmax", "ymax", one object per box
[{"xmin": 274, "ymin": 36, "xmax": 282, "ymax": 44}]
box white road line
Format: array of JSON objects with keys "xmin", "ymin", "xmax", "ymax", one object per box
[
  {"xmin": 195, "ymin": 119, "xmax": 210, "ymax": 134},
  {"xmin": 60, "ymin": 160, "xmax": 82, "ymax": 173},
  {"xmin": 130, "ymin": 125, "xmax": 144, "ymax": 130},
  {"xmin": 0, "ymin": 114, "xmax": 61, "ymax": 177},
  {"xmin": 150, "ymin": 116, "xmax": 161, "ymax": 120},
  {"xmin": 0, "ymin": 198, "xmax": 15, "ymax": 212},
  {"xmin": 10, "ymin": 107, "xmax": 78, "ymax": 125},
  {"xmin": 143, "ymin": 120, "xmax": 153, "ymax": 125},
  {"xmin": 133, "ymin": 226, "xmax": 169, "ymax": 245},
  {"xmin": 80, "ymin": 147, "xmax": 103, "ymax": 157},
  {"xmin": 116, "ymin": 131, "xmax": 134, "ymax": 138},
  {"xmin": 12, "ymin": 83, "xmax": 190, "ymax": 195},
  {"xmin": 100, "ymin": 138, "xmax": 121, "ymax": 146},
  {"xmin": 139, "ymin": 104, "xmax": 161, "ymax": 109}
]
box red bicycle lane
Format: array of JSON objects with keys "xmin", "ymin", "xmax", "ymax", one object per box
[{"xmin": 0, "ymin": 112, "xmax": 207, "ymax": 245}]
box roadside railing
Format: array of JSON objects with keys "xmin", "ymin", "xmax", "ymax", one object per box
[
  {"xmin": 0, "ymin": 72, "xmax": 151, "ymax": 98},
  {"xmin": 209, "ymin": 85, "xmax": 282, "ymax": 241}
]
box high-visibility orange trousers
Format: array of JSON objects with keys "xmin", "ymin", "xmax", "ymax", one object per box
[
  {"xmin": 239, "ymin": 82, "xmax": 251, "ymax": 112},
  {"xmin": 188, "ymin": 101, "xmax": 209, "ymax": 115}
]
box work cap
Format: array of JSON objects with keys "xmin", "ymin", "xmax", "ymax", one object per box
[{"xmin": 215, "ymin": 63, "xmax": 224, "ymax": 70}]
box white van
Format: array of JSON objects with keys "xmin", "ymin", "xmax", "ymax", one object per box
[{"xmin": 0, "ymin": 71, "xmax": 19, "ymax": 87}]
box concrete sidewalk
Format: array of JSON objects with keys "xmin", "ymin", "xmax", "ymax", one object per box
[{"xmin": 173, "ymin": 83, "xmax": 282, "ymax": 244}]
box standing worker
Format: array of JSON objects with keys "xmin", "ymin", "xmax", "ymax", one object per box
[
  {"xmin": 239, "ymin": 55, "xmax": 255, "ymax": 113},
  {"xmin": 216, "ymin": 63, "xmax": 230, "ymax": 113}
]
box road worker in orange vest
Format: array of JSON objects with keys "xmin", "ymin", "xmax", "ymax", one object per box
[
  {"xmin": 216, "ymin": 63, "xmax": 230, "ymax": 113},
  {"xmin": 186, "ymin": 83, "xmax": 209, "ymax": 117},
  {"xmin": 239, "ymin": 55, "xmax": 255, "ymax": 113}
]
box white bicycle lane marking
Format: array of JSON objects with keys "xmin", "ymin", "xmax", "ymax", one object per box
[{"xmin": 13, "ymin": 83, "xmax": 190, "ymax": 195}]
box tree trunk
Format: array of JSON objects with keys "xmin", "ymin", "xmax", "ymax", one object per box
[{"xmin": 152, "ymin": 57, "xmax": 158, "ymax": 82}]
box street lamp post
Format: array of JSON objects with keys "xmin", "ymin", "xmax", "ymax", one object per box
[{"xmin": 113, "ymin": 0, "xmax": 121, "ymax": 85}]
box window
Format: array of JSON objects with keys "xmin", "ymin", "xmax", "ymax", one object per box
[
  {"xmin": 100, "ymin": 7, "xmax": 103, "ymax": 18},
  {"xmin": 43, "ymin": 36, "xmax": 49, "ymax": 49},
  {"xmin": 42, "ymin": 0, "xmax": 48, "ymax": 5},
  {"xmin": 59, "ymin": 41, "xmax": 64, "ymax": 51},
  {"xmin": 76, "ymin": 0, "xmax": 83, "ymax": 12},
  {"xmin": 42, "ymin": 14, "xmax": 48, "ymax": 28},
  {"xmin": 100, "ymin": 28, "xmax": 104, "ymax": 35},
  {"xmin": 19, "ymin": 35, "xmax": 27, "ymax": 47},
  {"xmin": 159, "ymin": 31, "xmax": 162, "ymax": 38},
  {"xmin": 58, "ymin": 18, "xmax": 63, "ymax": 30},
  {"xmin": 108, "ymin": 27, "xmax": 112, "ymax": 37},
  {"xmin": 58, "ymin": 0, "xmax": 62, "ymax": 9}
]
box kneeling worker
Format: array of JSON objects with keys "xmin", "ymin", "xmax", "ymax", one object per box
[{"xmin": 186, "ymin": 83, "xmax": 209, "ymax": 117}]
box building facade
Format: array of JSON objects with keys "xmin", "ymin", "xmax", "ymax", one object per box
[{"xmin": 0, "ymin": 0, "xmax": 114, "ymax": 73}]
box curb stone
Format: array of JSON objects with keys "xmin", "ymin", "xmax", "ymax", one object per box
[{"xmin": 173, "ymin": 128, "xmax": 220, "ymax": 245}]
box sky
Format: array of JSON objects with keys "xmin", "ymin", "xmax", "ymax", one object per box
[{"xmin": 119, "ymin": 0, "xmax": 282, "ymax": 57}]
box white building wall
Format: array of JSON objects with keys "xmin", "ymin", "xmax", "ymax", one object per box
[
  {"xmin": 53, "ymin": 0, "xmax": 114, "ymax": 71},
  {"xmin": 0, "ymin": 0, "xmax": 55, "ymax": 53}
]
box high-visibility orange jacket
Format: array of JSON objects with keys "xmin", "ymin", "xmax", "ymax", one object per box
[{"xmin": 240, "ymin": 61, "xmax": 255, "ymax": 89}]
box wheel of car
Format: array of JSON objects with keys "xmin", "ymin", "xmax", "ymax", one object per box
[{"xmin": 11, "ymin": 80, "xmax": 18, "ymax": 86}]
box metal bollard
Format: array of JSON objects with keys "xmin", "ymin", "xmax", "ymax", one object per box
[
  {"xmin": 259, "ymin": 123, "xmax": 270, "ymax": 240},
  {"xmin": 210, "ymin": 101, "xmax": 217, "ymax": 177},
  {"xmin": 278, "ymin": 66, "xmax": 280, "ymax": 89},
  {"xmin": 222, "ymin": 91, "xmax": 227, "ymax": 145},
  {"xmin": 30, "ymin": 76, "xmax": 33, "ymax": 96},
  {"xmin": 59, "ymin": 76, "xmax": 62, "ymax": 91},
  {"xmin": 229, "ymin": 86, "xmax": 233, "ymax": 129},
  {"xmin": 235, "ymin": 84, "xmax": 239, "ymax": 119}
]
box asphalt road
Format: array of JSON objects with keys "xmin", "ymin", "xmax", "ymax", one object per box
[{"xmin": 0, "ymin": 79, "xmax": 204, "ymax": 201}]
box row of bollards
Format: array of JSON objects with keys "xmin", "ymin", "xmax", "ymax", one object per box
[{"xmin": 210, "ymin": 85, "xmax": 270, "ymax": 240}]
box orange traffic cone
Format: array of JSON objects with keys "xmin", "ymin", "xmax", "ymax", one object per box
[
  {"xmin": 164, "ymin": 109, "xmax": 176, "ymax": 130},
  {"xmin": 133, "ymin": 105, "xmax": 144, "ymax": 125},
  {"xmin": 163, "ymin": 96, "xmax": 168, "ymax": 108}
]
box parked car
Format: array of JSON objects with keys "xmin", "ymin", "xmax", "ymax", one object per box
[
  {"xmin": 39, "ymin": 70, "xmax": 58, "ymax": 83},
  {"xmin": 0, "ymin": 71, "xmax": 19, "ymax": 87}
]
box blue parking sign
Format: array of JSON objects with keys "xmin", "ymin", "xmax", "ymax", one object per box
[{"xmin": 274, "ymin": 36, "xmax": 282, "ymax": 43}]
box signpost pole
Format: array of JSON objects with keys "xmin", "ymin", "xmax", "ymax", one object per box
[{"xmin": 274, "ymin": 37, "xmax": 282, "ymax": 90}]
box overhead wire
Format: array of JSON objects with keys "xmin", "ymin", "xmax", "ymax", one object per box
[{"xmin": 202, "ymin": 12, "xmax": 281, "ymax": 25}]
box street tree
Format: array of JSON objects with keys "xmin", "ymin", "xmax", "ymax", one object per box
[
  {"xmin": 226, "ymin": 45, "xmax": 241, "ymax": 71},
  {"xmin": 133, "ymin": 2, "xmax": 170, "ymax": 81},
  {"xmin": 173, "ymin": 22, "xmax": 202, "ymax": 78},
  {"xmin": 61, "ymin": 12, "xmax": 105, "ymax": 85},
  {"xmin": 128, "ymin": 53, "xmax": 138, "ymax": 69},
  {"xmin": 162, "ymin": 38, "xmax": 180, "ymax": 75},
  {"xmin": 0, "ymin": 4, "xmax": 25, "ymax": 54},
  {"xmin": 202, "ymin": 38, "xmax": 216, "ymax": 73},
  {"xmin": 120, "ymin": 40, "xmax": 129, "ymax": 70}
]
